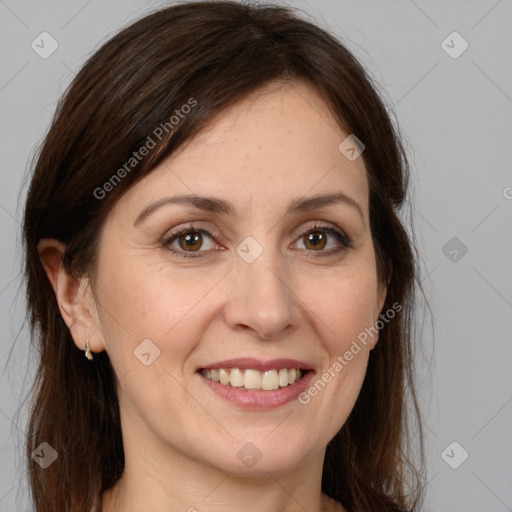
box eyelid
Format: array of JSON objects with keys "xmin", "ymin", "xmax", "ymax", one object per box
[
  {"xmin": 162, "ymin": 223, "xmax": 224, "ymax": 256},
  {"xmin": 294, "ymin": 222, "xmax": 353, "ymax": 247},
  {"xmin": 163, "ymin": 222, "xmax": 223, "ymax": 241},
  {"xmin": 162, "ymin": 221, "xmax": 353, "ymax": 259}
]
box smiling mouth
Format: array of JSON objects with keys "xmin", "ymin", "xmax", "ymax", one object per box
[{"xmin": 199, "ymin": 367, "xmax": 309, "ymax": 391}]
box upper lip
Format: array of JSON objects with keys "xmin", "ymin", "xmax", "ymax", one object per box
[{"xmin": 198, "ymin": 358, "xmax": 315, "ymax": 372}]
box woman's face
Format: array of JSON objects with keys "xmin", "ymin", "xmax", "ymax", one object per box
[{"xmin": 89, "ymin": 80, "xmax": 386, "ymax": 475}]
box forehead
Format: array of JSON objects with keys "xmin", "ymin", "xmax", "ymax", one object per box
[{"xmin": 114, "ymin": 80, "xmax": 369, "ymax": 222}]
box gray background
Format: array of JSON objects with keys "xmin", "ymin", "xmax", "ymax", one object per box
[{"xmin": 1, "ymin": 0, "xmax": 511, "ymax": 510}]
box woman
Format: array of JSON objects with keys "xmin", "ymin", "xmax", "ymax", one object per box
[{"xmin": 22, "ymin": 2, "xmax": 426, "ymax": 511}]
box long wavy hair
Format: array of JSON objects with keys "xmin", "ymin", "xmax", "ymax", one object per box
[{"xmin": 21, "ymin": 2, "xmax": 427, "ymax": 511}]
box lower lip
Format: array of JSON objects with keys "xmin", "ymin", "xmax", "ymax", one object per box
[{"xmin": 198, "ymin": 371, "xmax": 315, "ymax": 410}]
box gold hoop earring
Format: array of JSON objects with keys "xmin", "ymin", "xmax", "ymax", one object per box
[{"xmin": 85, "ymin": 338, "xmax": 93, "ymax": 361}]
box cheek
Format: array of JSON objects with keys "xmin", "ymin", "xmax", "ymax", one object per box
[
  {"xmin": 94, "ymin": 257, "xmax": 205, "ymax": 429},
  {"xmin": 94, "ymin": 247, "xmax": 206, "ymax": 374},
  {"xmin": 300, "ymin": 265, "xmax": 380, "ymax": 353},
  {"xmin": 295, "ymin": 272, "xmax": 378, "ymax": 446}
]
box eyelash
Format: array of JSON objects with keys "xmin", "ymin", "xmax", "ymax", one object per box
[{"xmin": 162, "ymin": 222, "xmax": 353, "ymax": 260}]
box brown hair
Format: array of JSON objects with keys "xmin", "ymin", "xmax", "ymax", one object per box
[{"xmin": 21, "ymin": 2, "xmax": 426, "ymax": 511}]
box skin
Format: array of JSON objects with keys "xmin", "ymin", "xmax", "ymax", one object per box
[{"xmin": 38, "ymin": 79, "xmax": 387, "ymax": 512}]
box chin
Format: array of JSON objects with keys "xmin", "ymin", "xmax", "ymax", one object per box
[{"xmin": 200, "ymin": 436, "xmax": 317, "ymax": 476}]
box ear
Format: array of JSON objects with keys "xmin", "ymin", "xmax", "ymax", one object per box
[
  {"xmin": 37, "ymin": 238, "xmax": 105, "ymax": 356},
  {"xmin": 370, "ymin": 258, "xmax": 393, "ymax": 350},
  {"xmin": 378, "ymin": 257, "xmax": 393, "ymax": 312}
]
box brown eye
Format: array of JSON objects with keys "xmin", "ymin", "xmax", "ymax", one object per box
[
  {"xmin": 302, "ymin": 231, "xmax": 327, "ymax": 251},
  {"xmin": 294, "ymin": 224, "xmax": 351, "ymax": 256},
  {"xmin": 163, "ymin": 223, "xmax": 352, "ymax": 260},
  {"xmin": 164, "ymin": 226, "xmax": 218, "ymax": 259},
  {"xmin": 177, "ymin": 231, "xmax": 203, "ymax": 252}
]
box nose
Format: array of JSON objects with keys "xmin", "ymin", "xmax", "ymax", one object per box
[{"xmin": 223, "ymin": 249, "xmax": 300, "ymax": 341}]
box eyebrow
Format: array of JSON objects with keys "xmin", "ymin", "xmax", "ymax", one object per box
[{"xmin": 133, "ymin": 192, "xmax": 365, "ymax": 226}]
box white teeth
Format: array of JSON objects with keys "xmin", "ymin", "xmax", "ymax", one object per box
[
  {"xmin": 243, "ymin": 369, "xmax": 261, "ymax": 389},
  {"xmin": 261, "ymin": 370, "xmax": 279, "ymax": 390},
  {"xmin": 278, "ymin": 368, "xmax": 289, "ymax": 387},
  {"xmin": 230, "ymin": 368, "xmax": 244, "ymax": 387},
  {"xmin": 200, "ymin": 367, "xmax": 305, "ymax": 390},
  {"xmin": 219, "ymin": 368, "xmax": 230, "ymax": 385}
]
